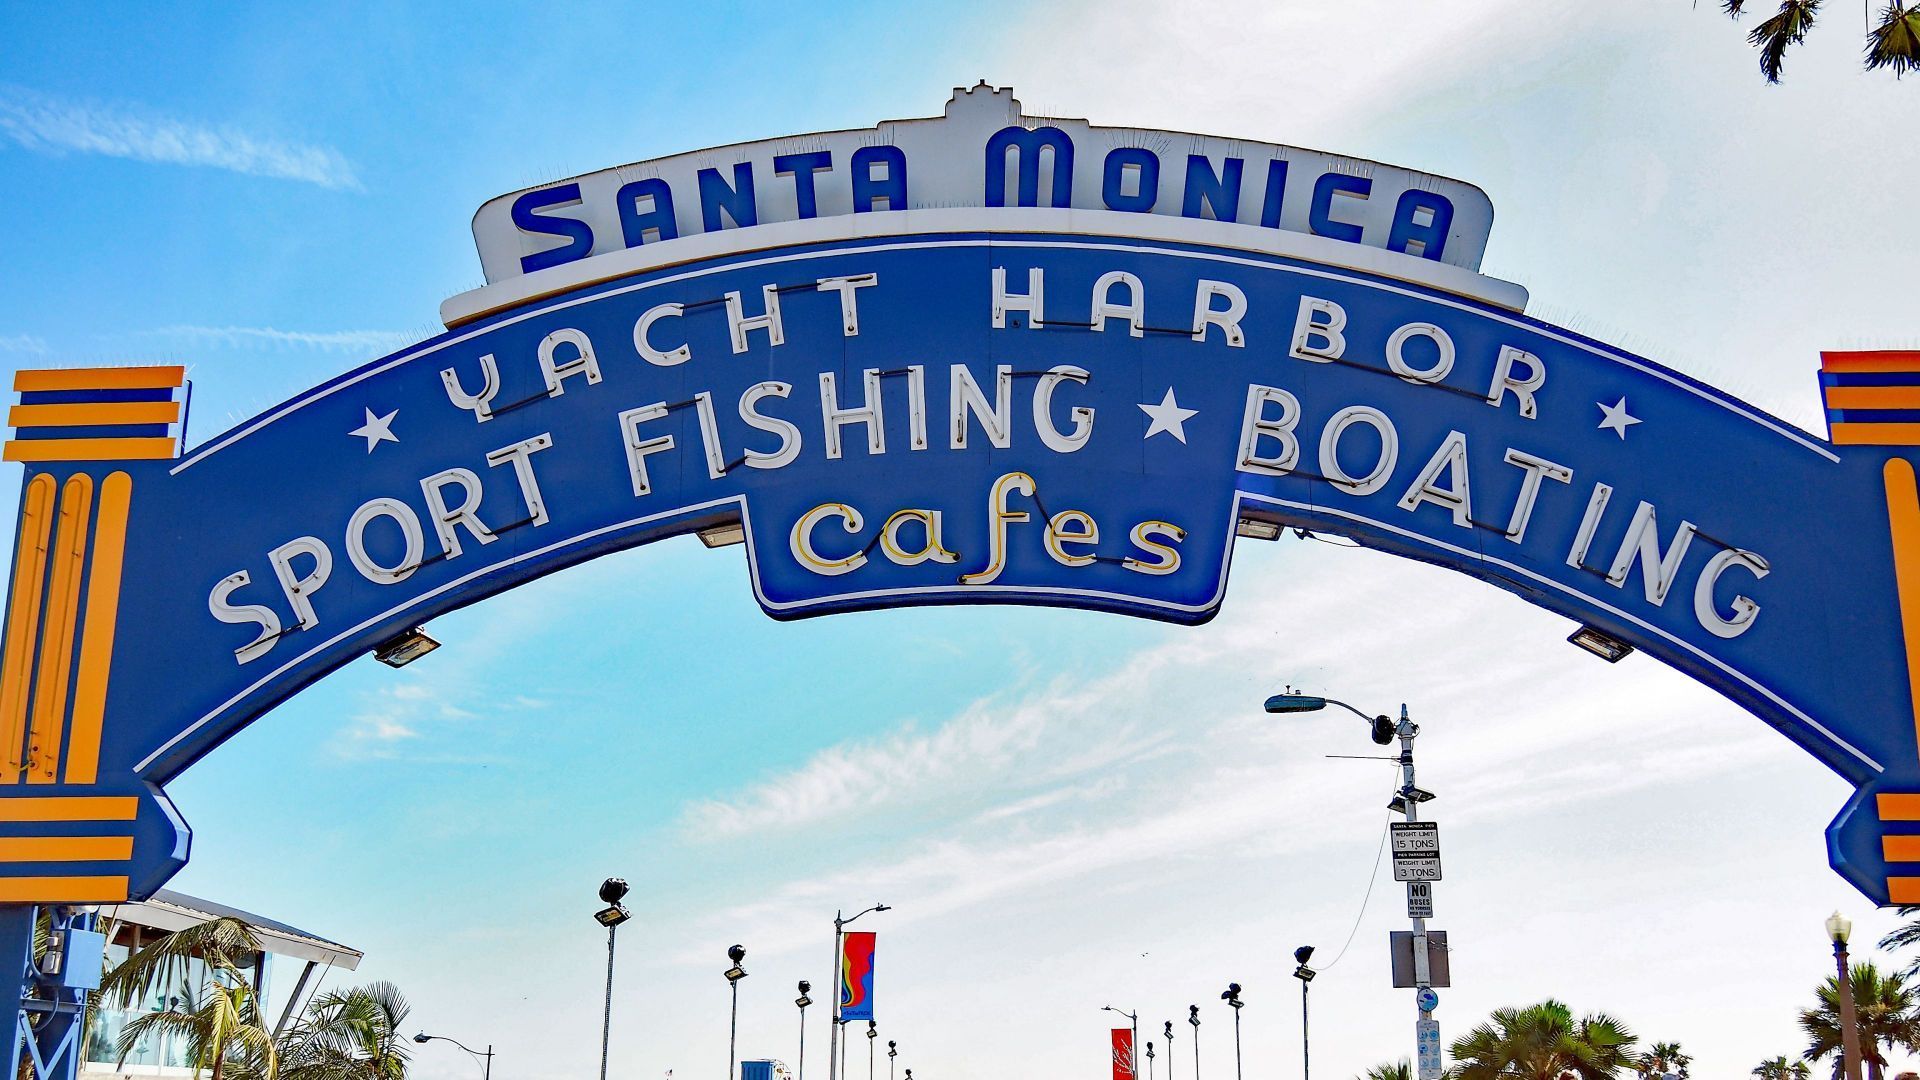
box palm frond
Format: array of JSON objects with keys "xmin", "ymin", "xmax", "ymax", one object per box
[
  {"xmin": 1748, "ymin": 0, "xmax": 1824, "ymax": 83},
  {"xmin": 1866, "ymin": 2, "xmax": 1920, "ymax": 74},
  {"xmin": 100, "ymin": 916, "xmax": 263, "ymax": 1008}
]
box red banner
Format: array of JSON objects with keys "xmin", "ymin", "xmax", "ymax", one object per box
[{"xmin": 1111, "ymin": 1028, "xmax": 1135, "ymax": 1080}]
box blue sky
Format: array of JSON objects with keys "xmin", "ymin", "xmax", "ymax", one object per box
[{"xmin": 5, "ymin": 2, "xmax": 1920, "ymax": 1079}]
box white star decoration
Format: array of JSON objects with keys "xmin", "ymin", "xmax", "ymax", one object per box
[
  {"xmin": 1597, "ymin": 397, "xmax": 1641, "ymax": 440},
  {"xmin": 1139, "ymin": 388, "xmax": 1198, "ymax": 444},
  {"xmin": 349, "ymin": 407, "xmax": 399, "ymax": 452}
]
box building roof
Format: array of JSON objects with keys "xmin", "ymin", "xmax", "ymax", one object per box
[{"xmin": 94, "ymin": 890, "xmax": 363, "ymax": 970}]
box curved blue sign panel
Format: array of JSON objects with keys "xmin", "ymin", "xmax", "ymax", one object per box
[{"xmin": 3, "ymin": 224, "xmax": 1916, "ymax": 906}]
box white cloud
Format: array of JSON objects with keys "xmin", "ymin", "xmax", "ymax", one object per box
[
  {"xmin": 148, "ymin": 325, "xmax": 410, "ymax": 354},
  {"xmin": 0, "ymin": 85, "xmax": 360, "ymax": 190},
  {"xmin": 0, "ymin": 334, "xmax": 48, "ymax": 355}
]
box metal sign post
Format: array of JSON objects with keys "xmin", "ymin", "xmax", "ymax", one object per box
[{"xmin": 1390, "ymin": 707, "xmax": 1445, "ymax": 1080}]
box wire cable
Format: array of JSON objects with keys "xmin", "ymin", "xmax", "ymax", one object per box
[{"xmin": 1315, "ymin": 767, "xmax": 1403, "ymax": 972}]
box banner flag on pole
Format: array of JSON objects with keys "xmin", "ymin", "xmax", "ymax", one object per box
[
  {"xmin": 1112, "ymin": 1028, "xmax": 1136, "ymax": 1080},
  {"xmin": 840, "ymin": 931, "xmax": 876, "ymax": 1021}
]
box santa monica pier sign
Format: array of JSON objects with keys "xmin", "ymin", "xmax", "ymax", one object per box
[{"xmin": 4, "ymin": 84, "xmax": 1920, "ymax": 911}]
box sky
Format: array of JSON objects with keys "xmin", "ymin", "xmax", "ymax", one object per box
[{"xmin": 3, "ymin": 2, "xmax": 1919, "ymax": 1078}]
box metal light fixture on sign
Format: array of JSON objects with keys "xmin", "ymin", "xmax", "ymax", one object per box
[
  {"xmin": 1386, "ymin": 787, "xmax": 1437, "ymax": 815},
  {"xmin": 373, "ymin": 627, "xmax": 440, "ymax": 667},
  {"xmin": 1234, "ymin": 518, "xmax": 1282, "ymax": 541},
  {"xmin": 1567, "ymin": 625, "xmax": 1634, "ymax": 663},
  {"xmin": 698, "ymin": 523, "xmax": 746, "ymax": 548}
]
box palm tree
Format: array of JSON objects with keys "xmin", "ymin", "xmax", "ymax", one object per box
[
  {"xmin": 1639, "ymin": 1041, "xmax": 1691, "ymax": 1079},
  {"xmin": 1799, "ymin": 960, "xmax": 1920, "ymax": 1080},
  {"xmin": 115, "ymin": 980, "xmax": 276, "ymax": 1080},
  {"xmin": 1448, "ymin": 1000, "xmax": 1639, "ymax": 1080},
  {"xmin": 1755, "ymin": 1058, "xmax": 1813, "ymax": 1080},
  {"xmin": 277, "ymin": 982, "xmax": 413, "ymax": 1080},
  {"xmin": 1359, "ymin": 1062, "xmax": 1412, "ymax": 1080},
  {"xmin": 95, "ymin": 915, "xmax": 275, "ymax": 1080}
]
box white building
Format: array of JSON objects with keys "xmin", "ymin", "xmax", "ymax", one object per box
[{"xmin": 80, "ymin": 890, "xmax": 363, "ymax": 1079}]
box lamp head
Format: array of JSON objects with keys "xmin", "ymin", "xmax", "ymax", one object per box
[
  {"xmin": 1827, "ymin": 910, "xmax": 1854, "ymax": 944},
  {"xmin": 1164, "ymin": 1022, "xmax": 1173, "ymax": 1039},
  {"xmin": 1293, "ymin": 945, "xmax": 1314, "ymax": 965},
  {"xmin": 1221, "ymin": 982, "xmax": 1241, "ymax": 1002},
  {"xmin": 413, "ymin": 1033, "xmax": 430, "ymax": 1045},
  {"xmin": 599, "ymin": 877, "xmax": 630, "ymax": 904},
  {"xmin": 728, "ymin": 944, "xmax": 747, "ymax": 963},
  {"xmin": 1263, "ymin": 693, "xmax": 1326, "ymax": 714},
  {"xmin": 1188, "ymin": 1005, "xmax": 1199, "ymax": 1026},
  {"xmin": 868, "ymin": 1021, "xmax": 878, "ymax": 1037},
  {"xmin": 799, "ymin": 980, "xmax": 811, "ymax": 994},
  {"xmin": 875, "ymin": 903, "xmax": 891, "ymax": 912},
  {"xmin": 1370, "ymin": 714, "xmax": 1397, "ymax": 745}
]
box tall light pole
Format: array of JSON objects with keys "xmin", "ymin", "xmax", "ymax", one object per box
[
  {"xmin": 1146, "ymin": 1041, "xmax": 1156, "ymax": 1080},
  {"xmin": 1268, "ymin": 694, "xmax": 1438, "ymax": 1078},
  {"xmin": 1220, "ymin": 985, "xmax": 1243, "ymax": 1080},
  {"xmin": 1163, "ymin": 1022, "xmax": 1176, "ymax": 1080},
  {"xmin": 796, "ymin": 981, "xmax": 813, "ymax": 1080},
  {"xmin": 725, "ymin": 945, "xmax": 749, "ymax": 1080},
  {"xmin": 829, "ymin": 904, "xmax": 890, "ymax": 1080},
  {"xmin": 1292, "ymin": 947, "xmax": 1316, "ymax": 1080},
  {"xmin": 1827, "ymin": 912, "xmax": 1866, "ymax": 1080},
  {"xmin": 593, "ymin": 878, "xmax": 632, "ymax": 1080},
  {"xmin": 867, "ymin": 1021, "xmax": 878, "ymax": 1080},
  {"xmin": 414, "ymin": 1032, "xmax": 493, "ymax": 1080},
  {"xmin": 1103, "ymin": 1006, "xmax": 1139, "ymax": 1080},
  {"xmin": 887, "ymin": 1040, "xmax": 897, "ymax": 1080},
  {"xmin": 1187, "ymin": 1005, "xmax": 1200, "ymax": 1080}
]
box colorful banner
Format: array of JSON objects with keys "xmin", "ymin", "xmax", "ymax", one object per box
[
  {"xmin": 840, "ymin": 931, "xmax": 876, "ymax": 1021},
  {"xmin": 1112, "ymin": 1029, "xmax": 1136, "ymax": 1080}
]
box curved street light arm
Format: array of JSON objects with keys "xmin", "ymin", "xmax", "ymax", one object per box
[
  {"xmin": 1318, "ymin": 698, "xmax": 1375, "ymax": 723},
  {"xmin": 416, "ymin": 1033, "xmax": 492, "ymax": 1078}
]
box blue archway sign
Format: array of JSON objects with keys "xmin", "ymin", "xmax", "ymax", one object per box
[{"xmin": 3, "ymin": 86, "xmax": 1917, "ymax": 932}]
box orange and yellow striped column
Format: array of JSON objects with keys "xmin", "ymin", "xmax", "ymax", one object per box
[{"xmin": 0, "ymin": 365, "xmax": 183, "ymax": 902}]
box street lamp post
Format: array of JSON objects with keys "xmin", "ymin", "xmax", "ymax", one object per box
[
  {"xmin": 867, "ymin": 1021, "xmax": 877, "ymax": 1080},
  {"xmin": 1163, "ymin": 1022, "xmax": 1175, "ymax": 1080},
  {"xmin": 1828, "ymin": 912, "xmax": 1866, "ymax": 1080},
  {"xmin": 1103, "ymin": 1006, "xmax": 1139, "ymax": 1080},
  {"xmin": 1220, "ymin": 985, "xmax": 1243, "ymax": 1080},
  {"xmin": 1187, "ymin": 1006, "xmax": 1200, "ymax": 1080},
  {"xmin": 593, "ymin": 878, "xmax": 632, "ymax": 1080},
  {"xmin": 887, "ymin": 1040, "xmax": 897, "ymax": 1080},
  {"xmin": 1267, "ymin": 694, "xmax": 1438, "ymax": 1078},
  {"xmin": 413, "ymin": 1032, "xmax": 493, "ymax": 1080},
  {"xmin": 796, "ymin": 981, "xmax": 814, "ymax": 1080},
  {"xmin": 1146, "ymin": 1041, "xmax": 1156, "ymax": 1080},
  {"xmin": 1292, "ymin": 947, "xmax": 1316, "ymax": 1080},
  {"xmin": 829, "ymin": 905, "xmax": 890, "ymax": 1080},
  {"xmin": 725, "ymin": 945, "xmax": 749, "ymax": 1080}
]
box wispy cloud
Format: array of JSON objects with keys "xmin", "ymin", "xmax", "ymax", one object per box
[
  {"xmin": 666, "ymin": 540, "xmax": 1783, "ymax": 966},
  {"xmin": 0, "ymin": 85, "xmax": 360, "ymax": 190},
  {"xmin": 148, "ymin": 325, "xmax": 411, "ymax": 354},
  {"xmin": 0, "ymin": 334, "xmax": 48, "ymax": 355}
]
